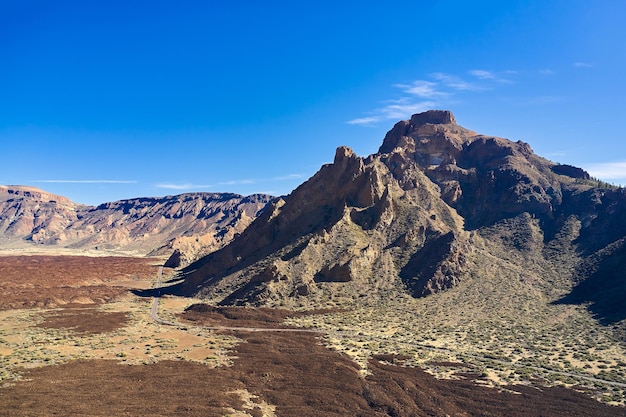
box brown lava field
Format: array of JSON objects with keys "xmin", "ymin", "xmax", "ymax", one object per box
[
  {"xmin": 1, "ymin": 255, "xmax": 625, "ymax": 416},
  {"xmin": 0, "ymin": 255, "xmax": 161, "ymax": 310}
]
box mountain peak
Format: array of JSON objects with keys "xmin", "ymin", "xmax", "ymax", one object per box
[
  {"xmin": 334, "ymin": 145, "xmax": 357, "ymax": 164},
  {"xmin": 410, "ymin": 110, "xmax": 456, "ymax": 126},
  {"xmin": 182, "ymin": 111, "xmax": 626, "ymax": 318},
  {"xmin": 378, "ymin": 110, "xmax": 468, "ymax": 155}
]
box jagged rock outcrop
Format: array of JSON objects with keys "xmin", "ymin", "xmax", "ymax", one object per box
[
  {"xmin": 0, "ymin": 186, "xmax": 273, "ymax": 263},
  {"xmin": 182, "ymin": 112, "xmax": 473, "ymax": 305},
  {"xmin": 183, "ymin": 110, "xmax": 626, "ymax": 322}
]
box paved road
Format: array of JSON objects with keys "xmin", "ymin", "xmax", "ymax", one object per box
[{"xmin": 150, "ymin": 266, "xmax": 179, "ymax": 326}]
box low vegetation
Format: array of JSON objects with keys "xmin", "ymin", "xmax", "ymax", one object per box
[
  {"xmin": 285, "ymin": 270, "xmax": 626, "ymax": 406},
  {"xmin": 1, "ymin": 254, "xmax": 625, "ymax": 416}
]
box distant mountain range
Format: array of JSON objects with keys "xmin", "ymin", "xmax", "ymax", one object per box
[
  {"xmin": 0, "ymin": 185, "xmax": 273, "ymax": 264},
  {"xmin": 179, "ymin": 110, "xmax": 626, "ymax": 326}
]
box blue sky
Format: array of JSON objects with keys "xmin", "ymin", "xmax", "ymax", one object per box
[{"xmin": 1, "ymin": 1, "xmax": 625, "ymax": 205}]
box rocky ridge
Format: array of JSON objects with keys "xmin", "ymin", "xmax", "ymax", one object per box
[
  {"xmin": 0, "ymin": 186, "xmax": 273, "ymax": 263},
  {"xmin": 182, "ymin": 111, "xmax": 626, "ymax": 325}
]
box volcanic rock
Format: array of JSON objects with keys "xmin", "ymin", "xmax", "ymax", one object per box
[{"xmin": 183, "ymin": 111, "xmax": 626, "ymax": 323}]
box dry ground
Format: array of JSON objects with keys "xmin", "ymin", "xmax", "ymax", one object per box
[
  {"xmin": 0, "ymin": 255, "xmax": 161, "ymax": 309},
  {"xmin": 1, "ymin": 254, "xmax": 626, "ymax": 416}
]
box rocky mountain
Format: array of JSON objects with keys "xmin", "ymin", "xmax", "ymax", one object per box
[
  {"xmin": 182, "ymin": 110, "xmax": 626, "ymax": 325},
  {"xmin": 0, "ymin": 185, "xmax": 273, "ymax": 263},
  {"xmin": 0, "ymin": 186, "xmax": 83, "ymax": 241}
]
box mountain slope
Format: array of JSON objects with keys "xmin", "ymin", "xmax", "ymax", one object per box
[
  {"xmin": 0, "ymin": 185, "xmax": 84, "ymax": 240},
  {"xmin": 0, "ymin": 186, "xmax": 273, "ymax": 262},
  {"xmin": 182, "ymin": 111, "xmax": 626, "ymax": 327}
]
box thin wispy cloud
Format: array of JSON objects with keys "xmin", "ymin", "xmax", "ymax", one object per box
[
  {"xmin": 270, "ymin": 174, "xmax": 304, "ymax": 181},
  {"xmin": 347, "ymin": 71, "xmax": 492, "ymax": 126},
  {"xmin": 586, "ymin": 161, "xmax": 626, "ymax": 179},
  {"xmin": 431, "ymin": 72, "xmax": 484, "ymax": 91},
  {"xmin": 378, "ymin": 99, "xmax": 437, "ymax": 120},
  {"xmin": 155, "ymin": 183, "xmax": 212, "ymax": 190},
  {"xmin": 155, "ymin": 174, "xmax": 304, "ymax": 190},
  {"xmin": 218, "ymin": 174, "xmax": 304, "ymax": 185},
  {"xmin": 34, "ymin": 179, "xmax": 137, "ymax": 184},
  {"xmin": 346, "ymin": 68, "xmax": 544, "ymax": 126},
  {"xmin": 574, "ymin": 62, "xmax": 593, "ymax": 68},
  {"xmin": 218, "ymin": 179, "xmax": 256, "ymax": 186},
  {"xmin": 346, "ymin": 116, "xmax": 380, "ymax": 125},
  {"xmin": 469, "ymin": 69, "xmax": 513, "ymax": 84},
  {"xmin": 394, "ymin": 80, "xmax": 448, "ymax": 98},
  {"xmin": 347, "ymin": 100, "xmax": 435, "ymax": 126},
  {"xmin": 538, "ymin": 69, "xmax": 555, "ymax": 75},
  {"xmin": 469, "ymin": 70, "xmax": 495, "ymax": 80},
  {"xmin": 544, "ymin": 150, "xmax": 570, "ymax": 158}
]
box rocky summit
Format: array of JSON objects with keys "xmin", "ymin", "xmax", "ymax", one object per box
[
  {"xmin": 0, "ymin": 186, "xmax": 273, "ymax": 263},
  {"xmin": 183, "ymin": 110, "xmax": 626, "ymax": 325}
]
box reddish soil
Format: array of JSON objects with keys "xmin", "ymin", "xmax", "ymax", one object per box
[
  {"xmin": 182, "ymin": 303, "xmax": 341, "ymax": 328},
  {"xmin": 195, "ymin": 308, "xmax": 626, "ymax": 417},
  {"xmin": 0, "ymin": 255, "xmax": 161, "ymax": 309},
  {"xmin": 0, "ymin": 360, "xmax": 246, "ymax": 417},
  {"xmin": 2, "ymin": 269, "xmax": 625, "ymax": 416},
  {"xmin": 36, "ymin": 305, "xmax": 129, "ymax": 334},
  {"xmin": 365, "ymin": 358, "xmax": 624, "ymax": 417},
  {"xmin": 4, "ymin": 309, "xmax": 625, "ymax": 417}
]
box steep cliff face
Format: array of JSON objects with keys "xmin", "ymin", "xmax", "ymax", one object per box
[
  {"xmin": 0, "ymin": 186, "xmax": 272, "ymax": 262},
  {"xmin": 0, "ymin": 186, "xmax": 84, "ymax": 239},
  {"xmin": 378, "ymin": 110, "xmax": 564, "ymax": 229},
  {"xmin": 183, "ymin": 111, "xmax": 626, "ymax": 321},
  {"xmin": 183, "ymin": 112, "xmax": 473, "ymax": 305},
  {"xmin": 63, "ymin": 193, "xmax": 272, "ymax": 262}
]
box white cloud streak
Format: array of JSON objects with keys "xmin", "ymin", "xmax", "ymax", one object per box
[
  {"xmin": 346, "ymin": 99, "xmax": 436, "ymax": 126},
  {"xmin": 394, "ymin": 80, "xmax": 447, "ymax": 98},
  {"xmin": 346, "ymin": 117, "xmax": 381, "ymax": 125},
  {"xmin": 347, "ymin": 69, "xmax": 521, "ymax": 126},
  {"xmin": 34, "ymin": 180, "xmax": 137, "ymax": 184},
  {"xmin": 270, "ymin": 174, "xmax": 304, "ymax": 181},
  {"xmin": 155, "ymin": 183, "xmax": 212, "ymax": 190},
  {"xmin": 218, "ymin": 179, "xmax": 256, "ymax": 186},
  {"xmin": 586, "ymin": 162, "xmax": 626, "ymax": 179},
  {"xmin": 469, "ymin": 69, "xmax": 495, "ymax": 79},
  {"xmin": 469, "ymin": 69, "xmax": 515, "ymax": 84},
  {"xmin": 544, "ymin": 150, "xmax": 570, "ymax": 158},
  {"xmin": 217, "ymin": 174, "xmax": 303, "ymax": 185},
  {"xmin": 378, "ymin": 101, "xmax": 437, "ymax": 120},
  {"xmin": 155, "ymin": 174, "xmax": 304, "ymax": 190},
  {"xmin": 346, "ymin": 73, "xmax": 469, "ymax": 125},
  {"xmin": 431, "ymin": 72, "xmax": 484, "ymax": 91}
]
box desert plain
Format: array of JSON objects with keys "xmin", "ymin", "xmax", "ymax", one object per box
[{"xmin": 1, "ymin": 249, "xmax": 625, "ymax": 416}]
